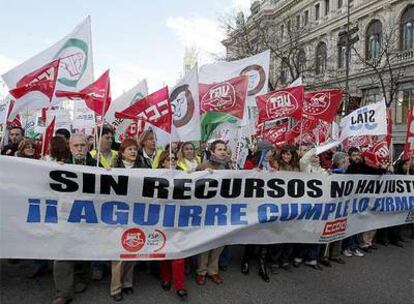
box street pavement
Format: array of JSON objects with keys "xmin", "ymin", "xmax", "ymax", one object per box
[{"xmin": 1, "ymin": 240, "xmax": 413, "ymax": 304}]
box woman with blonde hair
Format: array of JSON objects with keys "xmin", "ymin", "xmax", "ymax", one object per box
[
  {"xmin": 138, "ymin": 129, "xmax": 162, "ymax": 168},
  {"xmin": 176, "ymin": 141, "xmax": 201, "ymax": 172}
]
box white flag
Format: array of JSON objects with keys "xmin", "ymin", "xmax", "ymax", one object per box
[
  {"xmin": 105, "ymin": 80, "xmax": 148, "ymax": 143},
  {"xmin": 171, "ymin": 65, "xmax": 201, "ymax": 142},
  {"xmin": 0, "ymin": 95, "xmax": 10, "ymax": 124},
  {"xmin": 2, "ymin": 17, "xmax": 95, "ymax": 122},
  {"xmin": 3, "ymin": 17, "xmax": 94, "ymax": 92},
  {"xmin": 199, "ymin": 50, "xmax": 270, "ymax": 107},
  {"xmin": 339, "ymin": 100, "xmax": 387, "ymax": 141}
]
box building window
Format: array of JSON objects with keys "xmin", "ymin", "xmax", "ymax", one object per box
[
  {"xmin": 325, "ymin": 0, "xmax": 330, "ymax": 15},
  {"xmin": 315, "ymin": 42, "xmax": 327, "ymax": 75},
  {"xmin": 304, "ymin": 11, "xmax": 309, "ymax": 25},
  {"xmin": 315, "ymin": 4, "xmax": 320, "ymax": 20},
  {"xmin": 338, "ymin": 0, "xmax": 343, "ymax": 9},
  {"xmin": 362, "ymin": 88, "xmax": 381, "ymax": 106},
  {"xmin": 280, "ymin": 24, "xmax": 285, "ymax": 39},
  {"xmin": 296, "ymin": 15, "xmax": 301, "ymax": 28},
  {"xmin": 338, "ymin": 46, "xmax": 347, "ymax": 68},
  {"xmin": 366, "ymin": 20, "xmax": 382, "ymax": 60},
  {"xmin": 297, "ymin": 49, "xmax": 306, "ymax": 74},
  {"xmin": 287, "ymin": 20, "xmax": 291, "ymax": 33},
  {"xmin": 280, "ymin": 59, "xmax": 289, "ymax": 84},
  {"xmin": 401, "ymin": 5, "xmax": 414, "ymax": 50},
  {"xmin": 395, "ymin": 89, "xmax": 414, "ymax": 124}
]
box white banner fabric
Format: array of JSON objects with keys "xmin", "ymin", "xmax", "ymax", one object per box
[
  {"xmin": 340, "ymin": 100, "xmax": 387, "ymax": 141},
  {"xmin": 0, "ymin": 156, "xmax": 413, "ymax": 260}
]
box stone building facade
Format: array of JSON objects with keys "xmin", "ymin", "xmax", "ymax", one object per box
[{"xmin": 223, "ymin": 0, "xmax": 414, "ymax": 155}]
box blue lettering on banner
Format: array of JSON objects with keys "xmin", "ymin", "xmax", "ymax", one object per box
[{"xmin": 25, "ymin": 196, "xmax": 414, "ymax": 227}]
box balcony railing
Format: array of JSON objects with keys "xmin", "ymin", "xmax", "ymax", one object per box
[{"xmin": 396, "ymin": 49, "xmax": 414, "ymax": 62}]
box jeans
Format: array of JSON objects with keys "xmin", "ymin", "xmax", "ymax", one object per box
[{"xmin": 342, "ymin": 235, "xmax": 359, "ymax": 251}]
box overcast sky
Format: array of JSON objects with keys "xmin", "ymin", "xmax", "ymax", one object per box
[{"xmin": 0, "ymin": 0, "xmax": 251, "ymax": 97}]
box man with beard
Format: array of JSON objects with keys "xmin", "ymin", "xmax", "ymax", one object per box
[
  {"xmin": 52, "ymin": 134, "xmax": 96, "ymax": 304},
  {"xmin": 346, "ymin": 147, "xmax": 388, "ymax": 254},
  {"xmin": 1, "ymin": 126, "xmax": 24, "ymax": 156}
]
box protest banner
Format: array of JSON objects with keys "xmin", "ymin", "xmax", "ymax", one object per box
[{"xmin": 0, "ymin": 156, "xmax": 413, "ymax": 260}]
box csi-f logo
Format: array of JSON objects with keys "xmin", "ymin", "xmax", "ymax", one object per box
[
  {"xmin": 170, "ymin": 84, "xmax": 195, "ymax": 128},
  {"xmin": 54, "ymin": 38, "xmax": 89, "ymax": 88},
  {"xmin": 240, "ymin": 64, "xmax": 266, "ymax": 96},
  {"xmin": 349, "ymin": 107, "xmax": 377, "ymax": 131},
  {"xmin": 304, "ymin": 93, "xmax": 330, "ymax": 116},
  {"xmin": 137, "ymin": 100, "xmax": 170, "ymax": 122},
  {"xmin": 121, "ymin": 228, "xmax": 146, "ymax": 252},
  {"xmin": 201, "ymin": 83, "xmax": 235, "ymax": 112},
  {"xmin": 266, "ymin": 91, "xmax": 298, "ymax": 118},
  {"xmin": 17, "ymin": 66, "xmax": 56, "ymax": 87}
]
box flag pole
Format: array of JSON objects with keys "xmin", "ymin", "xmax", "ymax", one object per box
[
  {"xmin": 96, "ymin": 71, "xmax": 110, "ymax": 168},
  {"xmin": 235, "ymin": 125, "xmax": 242, "ymax": 170},
  {"xmin": 40, "ymin": 108, "xmax": 49, "ymax": 157},
  {"xmin": 169, "ymin": 133, "xmax": 173, "ymax": 170}
]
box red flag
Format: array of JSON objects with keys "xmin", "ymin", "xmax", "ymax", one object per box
[
  {"xmin": 303, "ymin": 89, "xmax": 343, "ymax": 122},
  {"xmin": 362, "ymin": 139, "xmax": 390, "ymax": 169},
  {"xmin": 199, "ymin": 75, "xmax": 248, "ymax": 120},
  {"xmin": 262, "ymin": 121, "xmax": 289, "ymax": 147},
  {"xmin": 385, "ymin": 109, "xmax": 392, "ymax": 147},
  {"xmin": 256, "ymin": 86, "xmax": 304, "ymax": 125},
  {"xmin": 115, "ymin": 87, "xmax": 172, "ymax": 133},
  {"xmin": 343, "ymin": 135, "xmax": 376, "ymax": 152},
  {"xmin": 5, "ymin": 99, "xmax": 22, "ymax": 128},
  {"xmin": 55, "ymin": 70, "xmax": 111, "ymax": 116},
  {"xmin": 403, "ymin": 105, "xmax": 414, "ymax": 160},
  {"xmin": 41, "ymin": 117, "xmax": 56, "ymax": 156},
  {"xmin": 8, "ymin": 59, "xmax": 60, "ymax": 120},
  {"xmin": 285, "ymin": 117, "xmax": 318, "ymax": 144}
]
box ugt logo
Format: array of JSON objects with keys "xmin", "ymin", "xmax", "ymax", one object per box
[
  {"xmin": 54, "ymin": 38, "xmax": 89, "ymax": 88},
  {"xmin": 121, "ymin": 228, "xmax": 146, "ymax": 252},
  {"xmin": 266, "ymin": 91, "xmax": 298, "ymax": 118},
  {"xmin": 201, "ymin": 83, "xmax": 236, "ymax": 112},
  {"xmin": 350, "ymin": 107, "xmax": 377, "ymax": 131}
]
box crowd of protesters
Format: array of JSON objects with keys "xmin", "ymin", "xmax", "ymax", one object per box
[{"xmin": 1, "ymin": 124, "xmax": 413, "ymax": 304}]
